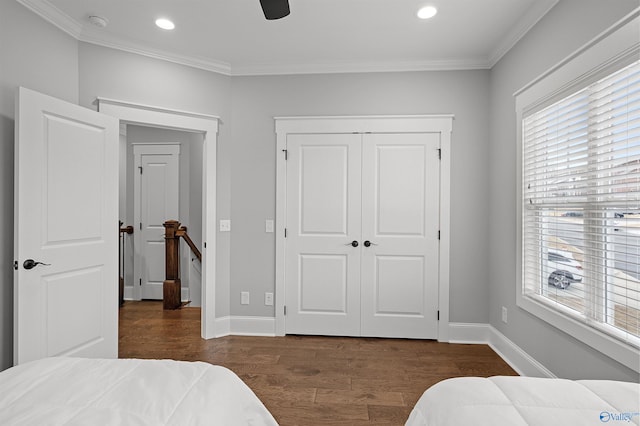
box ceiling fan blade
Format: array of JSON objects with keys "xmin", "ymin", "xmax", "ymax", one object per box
[{"xmin": 259, "ymin": 0, "xmax": 290, "ymax": 20}]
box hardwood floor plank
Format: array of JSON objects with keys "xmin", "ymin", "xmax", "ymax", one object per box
[
  {"xmin": 118, "ymin": 301, "xmax": 518, "ymax": 426},
  {"xmin": 315, "ymin": 389, "xmax": 405, "ymax": 407}
]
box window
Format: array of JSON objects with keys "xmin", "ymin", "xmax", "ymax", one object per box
[{"xmin": 522, "ymin": 59, "xmax": 640, "ymax": 349}]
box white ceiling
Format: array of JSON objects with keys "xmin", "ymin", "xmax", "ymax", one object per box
[{"xmin": 17, "ymin": 0, "xmax": 559, "ymax": 76}]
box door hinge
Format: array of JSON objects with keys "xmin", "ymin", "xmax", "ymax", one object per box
[
  {"xmin": 139, "ymin": 222, "xmax": 142, "ymax": 230},
  {"xmin": 284, "ymin": 228, "xmax": 287, "ymax": 238},
  {"xmin": 437, "ymin": 310, "xmax": 440, "ymax": 321},
  {"xmin": 204, "ymin": 242, "xmax": 207, "ymax": 248},
  {"xmin": 13, "ymin": 260, "xmax": 18, "ymax": 270},
  {"xmin": 282, "ymin": 149, "xmax": 288, "ymax": 160},
  {"xmin": 139, "ymin": 278, "xmax": 142, "ymax": 286},
  {"xmin": 139, "ymin": 166, "xmax": 143, "ymax": 174},
  {"xmin": 438, "ymin": 230, "xmax": 441, "ymax": 240},
  {"xmin": 284, "ymin": 305, "xmax": 287, "ymax": 315},
  {"xmin": 437, "ymin": 148, "xmax": 442, "ymax": 160}
]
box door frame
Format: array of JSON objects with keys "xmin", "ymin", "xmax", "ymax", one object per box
[
  {"xmin": 274, "ymin": 115, "xmax": 453, "ymax": 341},
  {"xmin": 98, "ymin": 98, "xmax": 219, "ymax": 339},
  {"xmin": 132, "ymin": 143, "xmax": 181, "ymax": 301}
]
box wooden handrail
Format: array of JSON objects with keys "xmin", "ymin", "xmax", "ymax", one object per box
[{"xmin": 176, "ymin": 226, "xmax": 202, "ymax": 262}]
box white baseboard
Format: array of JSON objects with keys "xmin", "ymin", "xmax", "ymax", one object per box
[
  {"xmin": 449, "ymin": 322, "xmax": 555, "ymax": 378},
  {"xmin": 214, "ymin": 316, "xmax": 276, "ymax": 338}
]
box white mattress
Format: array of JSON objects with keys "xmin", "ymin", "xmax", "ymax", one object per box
[
  {"xmin": 406, "ymin": 376, "xmax": 640, "ymax": 426},
  {"xmin": 0, "ymin": 357, "xmax": 278, "ymax": 426}
]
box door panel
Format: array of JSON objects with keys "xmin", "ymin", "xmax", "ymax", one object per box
[
  {"xmin": 45, "ymin": 115, "xmax": 105, "ymax": 243},
  {"xmin": 299, "ymin": 254, "xmax": 349, "ymax": 313},
  {"xmin": 299, "ymin": 145, "xmax": 350, "ymax": 235},
  {"xmin": 133, "ymin": 145, "xmax": 180, "ymax": 300},
  {"xmin": 285, "ymin": 134, "xmax": 361, "ymax": 336},
  {"xmin": 45, "ymin": 267, "xmax": 103, "ymax": 356},
  {"xmin": 14, "ymin": 87, "xmax": 118, "ymax": 364},
  {"xmin": 361, "ymin": 133, "xmax": 440, "ymax": 338},
  {"xmin": 375, "ymin": 255, "xmax": 425, "ymax": 315},
  {"xmin": 376, "ymin": 144, "xmax": 426, "ymax": 236}
]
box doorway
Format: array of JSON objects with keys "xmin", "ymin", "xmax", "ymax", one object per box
[
  {"xmin": 124, "ymin": 127, "xmax": 204, "ymax": 306},
  {"xmin": 98, "ymin": 98, "xmax": 219, "ymax": 339}
]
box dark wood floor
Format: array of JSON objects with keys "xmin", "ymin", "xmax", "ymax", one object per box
[{"xmin": 119, "ymin": 301, "xmax": 517, "ymax": 426}]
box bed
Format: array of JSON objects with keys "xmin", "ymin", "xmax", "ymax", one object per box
[
  {"xmin": 406, "ymin": 376, "xmax": 640, "ymax": 426},
  {"xmin": 0, "ymin": 357, "xmax": 278, "ymax": 425}
]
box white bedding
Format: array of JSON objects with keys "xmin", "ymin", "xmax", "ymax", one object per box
[
  {"xmin": 0, "ymin": 357, "xmax": 278, "ymax": 426},
  {"xmin": 406, "ymin": 376, "xmax": 640, "ymax": 426}
]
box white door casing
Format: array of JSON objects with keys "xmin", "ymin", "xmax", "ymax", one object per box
[
  {"xmin": 97, "ymin": 98, "xmax": 219, "ymax": 339},
  {"xmin": 284, "ymin": 134, "xmax": 362, "ymax": 336},
  {"xmin": 133, "ymin": 144, "xmax": 180, "ymax": 300},
  {"xmin": 14, "ymin": 87, "xmax": 119, "ymax": 364},
  {"xmin": 275, "ymin": 116, "xmax": 453, "ymax": 340}
]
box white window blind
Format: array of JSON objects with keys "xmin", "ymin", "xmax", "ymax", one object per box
[{"xmin": 522, "ymin": 59, "xmax": 640, "ymax": 347}]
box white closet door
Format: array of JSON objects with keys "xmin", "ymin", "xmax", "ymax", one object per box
[
  {"xmin": 360, "ymin": 133, "xmax": 440, "ymax": 338},
  {"xmin": 284, "ymin": 134, "xmax": 362, "ymax": 336}
]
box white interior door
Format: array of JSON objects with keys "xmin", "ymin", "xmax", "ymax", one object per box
[
  {"xmin": 14, "ymin": 87, "xmax": 119, "ymax": 364},
  {"xmin": 284, "ymin": 134, "xmax": 362, "ymax": 336},
  {"xmin": 133, "ymin": 144, "xmax": 180, "ymax": 300},
  {"xmin": 360, "ymin": 133, "xmax": 440, "ymax": 338}
]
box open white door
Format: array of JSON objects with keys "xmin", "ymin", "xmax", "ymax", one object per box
[{"xmin": 14, "ymin": 87, "xmax": 119, "ymax": 365}]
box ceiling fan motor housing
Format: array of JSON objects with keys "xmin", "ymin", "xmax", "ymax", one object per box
[{"xmin": 260, "ymin": 0, "xmax": 290, "ymax": 20}]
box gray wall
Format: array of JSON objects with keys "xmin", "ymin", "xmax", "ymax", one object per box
[
  {"xmin": 230, "ymin": 71, "xmax": 491, "ymax": 319},
  {"xmin": 0, "ymin": 1, "xmax": 80, "ymax": 370},
  {"xmin": 78, "ymin": 43, "xmax": 233, "ymax": 317},
  {"xmin": 488, "ymin": 0, "xmax": 640, "ymax": 381}
]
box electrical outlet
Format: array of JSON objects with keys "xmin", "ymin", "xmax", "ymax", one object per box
[
  {"xmin": 241, "ymin": 291, "xmax": 250, "ymax": 305},
  {"xmin": 265, "ymin": 292, "xmax": 274, "ymax": 306},
  {"xmin": 501, "ymin": 306, "xmax": 508, "ymax": 323}
]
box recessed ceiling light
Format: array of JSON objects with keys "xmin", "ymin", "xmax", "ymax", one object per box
[
  {"xmin": 417, "ymin": 6, "xmax": 438, "ymax": 20},
  {"xmin": 155, "ymin": 18, "xmax": 175, "ymax": 30}
]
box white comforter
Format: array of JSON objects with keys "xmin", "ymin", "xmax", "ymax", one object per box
[
  {"xmin": 406, "ymin": 376, "xmax": 640, "ymax": 426},
  {"xmin": 0, "ymin": 357, "xmax": 278, "ymax": 426}
]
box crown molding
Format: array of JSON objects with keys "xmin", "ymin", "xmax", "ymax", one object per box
[
  {"xmin": 229, "ymin": 58, "xmax": 491, "ymax": 76},
  {"xmin": 79, "ymin": 30, "xmax": 232, "ymax": 75},
  {"xmin": 17, "ymin": 0, "xmax": 82, "ymax": 38},
  {"xmin": 488, "ymin": 0, "xmax": 560, "ymax": 67}
]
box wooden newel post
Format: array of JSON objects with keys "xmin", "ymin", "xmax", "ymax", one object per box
[{"xmin": 163, "ymin": 220, "xmax": 181, "ymax": 310}]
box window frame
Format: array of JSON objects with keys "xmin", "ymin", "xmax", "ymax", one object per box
[{"xmin": 515, "ymin": 9, "xmax": 640, "ymax": 372}]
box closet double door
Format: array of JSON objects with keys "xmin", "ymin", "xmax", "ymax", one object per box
[{"xmin": 284, "ymin": 132, "xmax": 440, "ymax": 339}]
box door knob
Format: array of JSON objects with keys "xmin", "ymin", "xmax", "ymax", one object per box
[
  {"xmin": 346, "ymin": 240, "xmax": 359, "ymax": 247},
  {"xmin": 363, "ymin": 240, "xmax": 378, "ymax": 247},
  {"xmin": 23, "ymin": 259, "xmax": 51, "ymax": 270}
]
